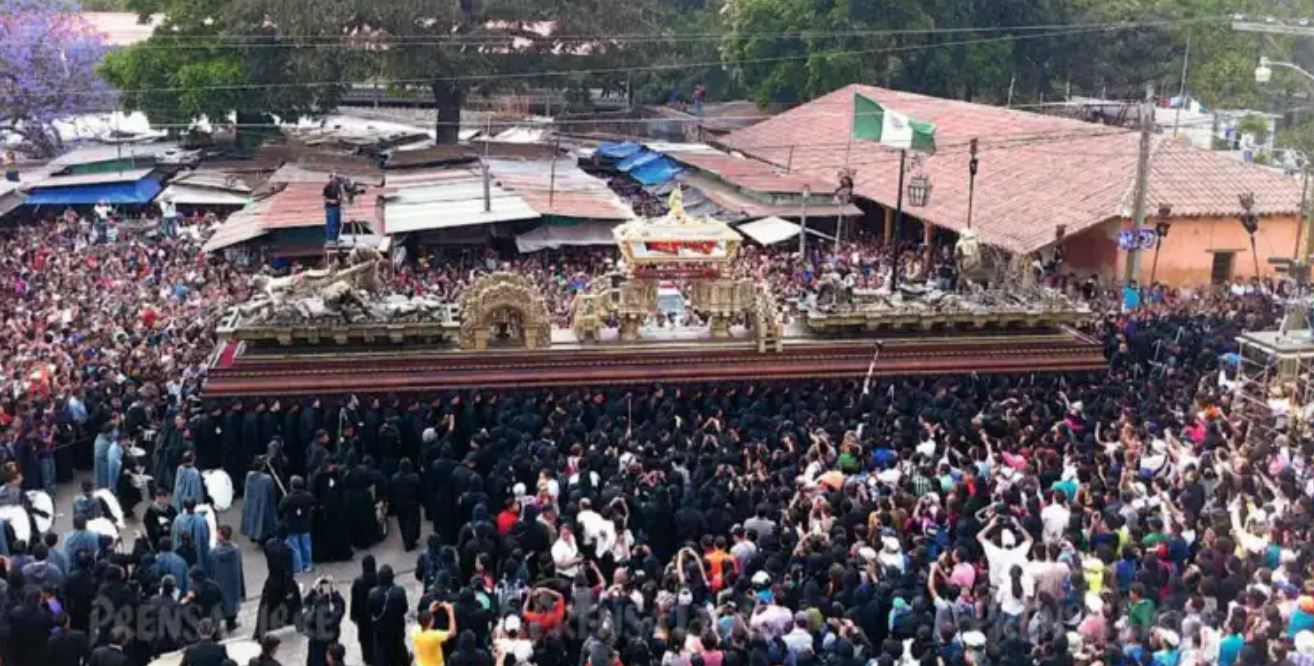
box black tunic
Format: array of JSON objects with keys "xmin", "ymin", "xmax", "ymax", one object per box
[{"xmin": 311, "ymin": 468, "xmax": 354, "ymax": 562}]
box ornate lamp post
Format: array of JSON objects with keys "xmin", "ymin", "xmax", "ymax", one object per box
[
  {"xmin": 967, "ymin": 138, "xmax": 980, "ymax": 229},
  {"xmin": 798, "ymin": 185, "xmax": 812, "ymax": 257},
  {"xmin": 908, "ymin": 174, "xmax": 932, "ymax": 207},
  {"xmin": 1151, "ymin": 204, "xmax": 1172, "ymax": 284},
  {"xmin": 1240, "ymin": 192, "xmax": 1261, "ymax": 280}
]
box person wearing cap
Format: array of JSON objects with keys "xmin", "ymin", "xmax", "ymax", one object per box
[
  {"xmin": 978, "ymin": 514, "xmax": 1033, "ymax": 590},
  {"xmin": 494, "ymin": 614, "xmax": 533, "ymax": 664}
]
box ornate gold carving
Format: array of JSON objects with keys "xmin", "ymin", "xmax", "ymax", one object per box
[{"xmin": 458, "ymin": 272, "xmax": 552, "ymax": 351}]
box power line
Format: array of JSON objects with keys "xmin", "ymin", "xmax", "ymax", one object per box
[
  {"xmin": 127, "ymin": 16, "xmax": 1224, "ymax": 45},
  {"xmin": 89, "ymin": 23, "xmax": 1178, "ymax": 97}
]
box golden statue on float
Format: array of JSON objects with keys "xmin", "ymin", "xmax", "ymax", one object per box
[{"xmin": 573, "ymin": 188, "xmax": 783, "ymax": 351}]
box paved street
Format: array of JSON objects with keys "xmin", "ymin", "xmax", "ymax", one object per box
[{"xmin": 49, "ymin": 473, "xmax": 428, "ymax": 666}]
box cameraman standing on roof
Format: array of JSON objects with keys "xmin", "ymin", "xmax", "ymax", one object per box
[{"xmin": 323, "ymin": 172, "xmax": 343, "ymax": 247}]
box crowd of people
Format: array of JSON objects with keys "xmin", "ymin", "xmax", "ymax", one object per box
[{"xmin": 0, "ymin": 206, "xmax": 1308, "ymax": 666}]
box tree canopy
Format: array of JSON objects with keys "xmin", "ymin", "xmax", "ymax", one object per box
[
  {"xmin": 0, "ymin": 0, "xmax": 111, "ymax": 156},
  {"xmin": 100, "ymin": 0, "xmax": 353, "ymax": 148}
]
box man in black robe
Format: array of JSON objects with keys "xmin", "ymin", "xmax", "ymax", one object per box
[
  {"xmin": 254, "ymin": 536, "xmax": 300, "ymax": 639},
  {"xmin": 342, "ymin": 458, "xmax": 381, "ymax": 550},
  {"xmin": 390, "ymin": 458, "xmax": 422, "ymax": 551},
  {"xmin": 367, "ymin": 565, "xmax": 408, "ymax": 666},
  {"xmin": 220, "ymin": 402, "xmax": 243, "ymax": 478},
  {"xmin": 309, "ymin": 465, "xmax": 353, "ymax": 563},
  {"xmin": 193, "ymin": 405, "xmax": 224, "ymax": 472},
  {"xmin": 143, "ymin": 487, "xmax": 177, "ymax": 551}
]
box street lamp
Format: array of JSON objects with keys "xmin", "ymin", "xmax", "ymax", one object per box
[
  {"xmin": 1240, "ymin": 192, "xmax": 1262, "ymax": 280},
  {"xmin": 967, "ymin": 138, "xmax": 980, "ymax": 229},
  {"xmin": 908, "ymin": 174, "xmax": 932, "ymax": 207},
  {"xmin": 1151, "ymin": 203, "xmax": 1172, "ymax": 284},
  {"xmin": 1255, "ymin": 55, "xmax": 1314, "ymax": 84},
  {"xmin": 798, "ymin": 185, "xmax": 811, "ymax": 257}
]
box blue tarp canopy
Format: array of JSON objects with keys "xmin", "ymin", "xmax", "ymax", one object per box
[
  {"xmin": 630, "ymin": 157, "xmax": 682, "ymax": 186},
  {"xmin": 596, "ymin": 141, "xmax": 643, "ymax": 160},
  {"xmin": 25, "ymin": 178, "xmax": 163, "ymax": 206},
  {"xmin": 617, "ymin": 150, "xmax": 660, "ymax": 173}
]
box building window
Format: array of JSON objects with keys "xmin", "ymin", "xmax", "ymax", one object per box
[{"xmin": 1211, "ymin": 251, "xmax": 1235, "ymax": 285}]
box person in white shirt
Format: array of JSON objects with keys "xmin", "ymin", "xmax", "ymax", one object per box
[
  {"xmin": 1040, "ymin": 491, "xmax": 1071, "ymax": 545},
  {"xmin": 551, "ymin": 525, "xmax": 582, "ymax": 578},
  {"xmin": 978, "ymin": 515, "xmax": 1033, "ymax": 589},
  {"xmin": 576, "ymin": 498, "xmax": 608, "ymax": 556},
  {"xmin": 995, "ymin": 564, "xmax": 1035, "ymax": 621},
  {"xmin": 494, "ymin": 615, "xmax": 535, "ymax": 663},
  {"xmin": 781, "ymin": 612, "xmax": 815, "ymax": 654}
]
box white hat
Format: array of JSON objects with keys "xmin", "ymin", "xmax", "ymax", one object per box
[
  {"xmin": 1000, "ymin": 529, "xmax": 1017, "ymax": 547},
  {"xmin": 1084, "ymin": 593, "xmax": 1104, "ymax": 614},
  {"xmin": 963, "ymin": 631, "xmax": 987, "ymax": 648},
  {"xmin": 882, "ymin": 536, "xmax": 900, "ymax": 551},
  {"xmin": 1156, "ymin": 629, "xmax": 1180, "ymax": 647},
  {"xmin": 858, "ymin": 547, "xmax": 878, "ymax": 562},
  {"xmin": 752, "ymin": 571, "xmax": 771, "ymax": 586},
  {"xmin": 504, "ymin": 615, "xmax": 522, "ymax": 633},
  {"xmin": 1297, "ymin": 631, "xmax": 1314, "ymax": 655}
]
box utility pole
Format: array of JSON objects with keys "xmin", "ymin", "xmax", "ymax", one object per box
[
  {"xmin": 1172, "ymin": 32, "xmax": 1191, "ymax": 138},
  {"xmin": 548, "ymin": 137, "xmax": 560, "ymax": 207},
  {"xmin": 1123, "ymin": 83, "xmax": 1155, "ymax": 284}
]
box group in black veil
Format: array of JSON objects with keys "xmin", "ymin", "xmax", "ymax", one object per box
[{"xmin": 310, "ymin": 463, "xmax": 353, "ymax": 563}]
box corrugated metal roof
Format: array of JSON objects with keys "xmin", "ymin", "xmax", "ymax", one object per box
[
  {"xmin": 203, "ymin": 181, "xmax": 391, "ymax": 252},
  {"xmin": 46, "ymin": 143, "xmax": 183, "ymax": 170},
  {"xmin": 33, "ymin": 168, "xmax": 156, "ymax": 188},
  {"xmin": 161, "ymin": 184, "xmax": 251, "ymax": 206},
  {"xmin": 680, "ymin": 172, "xmax": 862, "ymax": 219},
  {"xmin": 172, "ymin": 170, "xmax": 251, "ymax": 193},
  {"xmin": 670, "ymin": 151, "xmax": 835, "ymax": 194},
  {"xmin": 381, "ymin": 177, "xmax": 540, "ymax": 234},
  {"xmin": 487, "ymin": 158, "xmax": 633, "ymax": 220}
]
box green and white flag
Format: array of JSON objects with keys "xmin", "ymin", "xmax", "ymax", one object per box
[{"xmin": 852, "ymin": 92, "xmax": 936, "ymax": 154}]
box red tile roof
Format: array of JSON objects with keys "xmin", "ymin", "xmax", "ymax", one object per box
[{"xmin": 721, "ymin": 84, "xmax": 1305, "ymax": 254}]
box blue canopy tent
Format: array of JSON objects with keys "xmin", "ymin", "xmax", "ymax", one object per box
[
  {"xmin": 25, "ymin": 176, "xmax": 163, "ymax": 206},
  {"xmin": 616, "ymin": 150, "xmax": 660, "ymax": 173},
  {"xmin": 595, "ymin": 141, "xmax": 644, "ymax": 160},
  {"xmin": 630, "ymin": 157, "xmax": 683, "ymax": 186}
]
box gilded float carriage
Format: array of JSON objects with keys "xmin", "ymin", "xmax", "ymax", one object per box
[{"xmin": 572, "ymin": 189, "xmax": 783, "ymax": 351}]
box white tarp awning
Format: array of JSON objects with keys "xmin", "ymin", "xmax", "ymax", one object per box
[
  {"xmin": 515, "ymin": 221, "xmax": 618, "ymax": 252},
  {"xmin": 736, "ymin": 216, "xmax": 834, "ymax": 245},
  {"xmin": 161, "ymin": 184, "xmax": 250, "ymax": 206}
]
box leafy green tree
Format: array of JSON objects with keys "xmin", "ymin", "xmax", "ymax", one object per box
[
  {"xmin": 340, "ymin": 0, "xmax": 658, "ymax": 143},
  {"xmin": 100, "ymin": 0, "xmax": 353, "ymax": 148}
]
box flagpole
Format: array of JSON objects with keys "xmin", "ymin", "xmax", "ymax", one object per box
[{"xmin": 891, "ymin": 150, "xmax": 907, "ymax": 292}]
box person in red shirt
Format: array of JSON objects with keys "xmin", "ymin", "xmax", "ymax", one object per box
[
  {"xmin": 496, "ymin": 496, "xmax": 519, "ymax": 536},
  {"xmin": 521, "ymin": 587, "xmax": 565, "ymax": 637}
]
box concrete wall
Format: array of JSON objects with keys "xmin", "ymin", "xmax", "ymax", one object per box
[
  {"xmin": 1122, "ymin": 213, "xmax": 1302, "ymax": 287},
  {"xmin": 1060, "ymin": 219, "xmax": 1121, "ymax": 282},
  {"xmin": 1050, "ymin": 213, "xmax": 1302, "ymax": 288}
]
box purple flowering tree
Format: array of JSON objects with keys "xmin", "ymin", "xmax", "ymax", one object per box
[{"xmin": 0, "ymin": 0, "xmax": 111, "ymax": 156}]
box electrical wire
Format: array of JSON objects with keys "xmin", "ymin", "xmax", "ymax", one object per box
[
  {"xmin": 88, "ymin": 22, "xmax": 1188, "ymax": 97},
  {"xmin": 125, "ymin": 16, "xmax": 1224, "ymax": 45}
]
